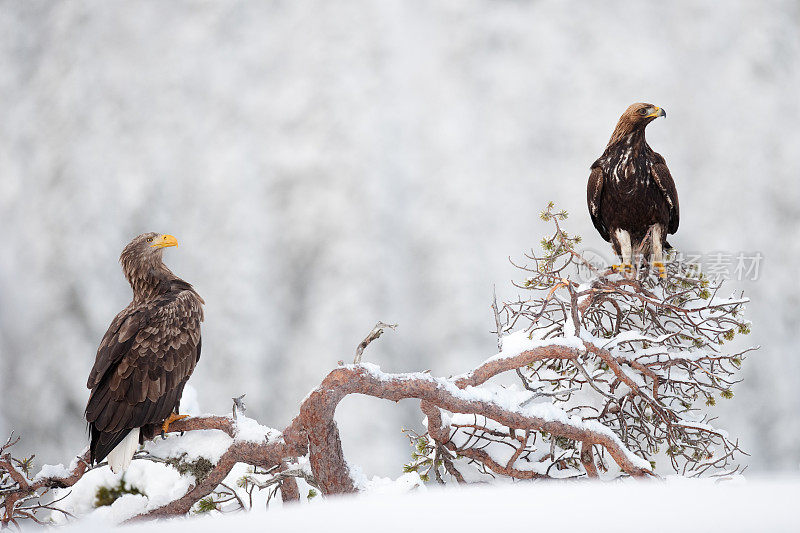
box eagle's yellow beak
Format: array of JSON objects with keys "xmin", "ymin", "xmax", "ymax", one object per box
[
  {"xmin": 646, "ymin": 106, "xmax": 666, "ymax": 118},
  {"xmin": 151, "ymin": 234, "xmax": 179, "ymax": 249}
]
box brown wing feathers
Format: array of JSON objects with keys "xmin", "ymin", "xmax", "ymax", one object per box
[
  {"xmin": 86, "ymin": 294, "xmax": 201, "ymax": 464},
  {"xmin": 651, "ymin": 153, "xmax": 680, "ymax": 234},
  {"xmin": 587, "ymin": 164, "xmax": 609, "ymax": 241}
]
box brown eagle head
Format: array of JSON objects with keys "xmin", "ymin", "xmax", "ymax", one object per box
[
  {"xmin": 119, "ymin": 232, "xmax": 179, "ymax": 292},
  {"xmin": 608, "ymin": 102, "xmax": 666, "ymax": 145}
]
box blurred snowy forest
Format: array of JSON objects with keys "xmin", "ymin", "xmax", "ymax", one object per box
[{"xmin": 1, "ymin": 0, "xmax": 798, "ymax": 478}]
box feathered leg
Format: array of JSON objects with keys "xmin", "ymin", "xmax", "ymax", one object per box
[
  {"xmin": 612, "ymin": 229, "xmax": 634, "ymax": 276},
  {"xmin": 651, "ymin": 224, "xmax": 666, "ymax": 278}
]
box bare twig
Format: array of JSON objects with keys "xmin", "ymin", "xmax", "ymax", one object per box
[
  {"xmin": 232, "ymin": 394, "xmax": 247, "ymax": 420},
  {"xmin": 354, "ymin": 321, "xmax": 397, "ymax": 364},
  {"xmin": 492, "ymin": 285, "xmax": 503, "ymax": 351}
]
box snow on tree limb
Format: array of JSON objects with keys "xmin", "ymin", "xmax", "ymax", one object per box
[
  {"xmin": 1, "ymin": 204, "xmax": 753, "ymax": 525},
  {"xmin": 2, "ymin": 338, "xmax": 653, "ymax": 525}
]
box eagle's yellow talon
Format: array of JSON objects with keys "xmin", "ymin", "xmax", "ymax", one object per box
[
  {"xmin": 161, "ymin": 413, "xmax": 189, "ymax": 434},
  {"xmin": 653, "ymin": 261, "xmax": 667, "ymax": 278},
  {"xmin": 610, "ymin": 264, "xmax": 635, "ymax": 278}
]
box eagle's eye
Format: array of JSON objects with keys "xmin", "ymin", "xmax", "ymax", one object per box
[
  {"xmin": 147, "ymin": 237, "xmax": 154, "ymax": 243},
  {"xmin": 638, "ymin": 108, "xmax": 648, "ymax": 116}
]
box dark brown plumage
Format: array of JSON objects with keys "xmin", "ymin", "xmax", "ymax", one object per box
[
  {"xmin": 587, "ymin": 103, "xmax": 679, "ymax": 270},
  {"xmin": 85, "ymin": 232, "xmax": 204, "ymax": 472}
]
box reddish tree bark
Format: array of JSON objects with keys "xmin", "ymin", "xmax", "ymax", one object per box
[{"xmin": 2, "ymin": 341, "xmax": 653, "ymax": 526}]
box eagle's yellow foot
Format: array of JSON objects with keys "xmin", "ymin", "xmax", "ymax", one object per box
[
  {"xmin": 653, "ymin": 262, "xmax": 667, "ymax": 278},
  {"xmin": 161, "ymin": 413, "xmax": 189, "ymax": 437},
  {"xmin": 611, "ymin": 264, "xmax": 634, "ymax": 275}
]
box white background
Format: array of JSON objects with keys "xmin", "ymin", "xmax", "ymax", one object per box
[{"xmin": 1, "ymin": 0, "xmax": 798, "ymax": 478}]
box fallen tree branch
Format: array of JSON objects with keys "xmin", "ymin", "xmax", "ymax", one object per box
[
  {"xmin": 293, "ymin": 361, "xmax": 650, "ymax": 495},
  {"xmin": 2, "ymin": 337, "xmax": 653, "ymax": 526},
  {"xmin": 129, "ymin": 439, "xmax": 296, "ymax": 521}
]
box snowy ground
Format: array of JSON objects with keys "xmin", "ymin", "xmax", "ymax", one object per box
[{"xmin": 57, "ymin": 477, "xmax": 799, "ymax": 532}]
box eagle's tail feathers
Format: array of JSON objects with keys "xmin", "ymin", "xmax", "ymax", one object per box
[{"xmin": 106, "ymin": 428, "xmax": 140, "ymax": 473}]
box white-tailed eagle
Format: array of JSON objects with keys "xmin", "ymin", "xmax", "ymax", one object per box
[{"xmin": 85, "ymin": 233, "xmax": 204, "ymax": 472}]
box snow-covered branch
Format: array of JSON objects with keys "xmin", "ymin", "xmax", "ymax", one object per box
[
  {"xmin": 0, "ymin": 416, "xmax": 302, "ymax": 526},
  {"xmin": 2, "ymin": 336, "xmax": 654, "ymax": 526},
  {"xmin": 1, "ymin": 204, "xmax": 754, "ymax": 526}
]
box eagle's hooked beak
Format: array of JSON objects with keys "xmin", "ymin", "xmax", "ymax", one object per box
[
  {"xmin": 647, "ymin": 106, "xmax": 666, "ymax": 119},
  {"xmin": 151, "ymin": 234, "xmax": 179, "ymax": 249}
]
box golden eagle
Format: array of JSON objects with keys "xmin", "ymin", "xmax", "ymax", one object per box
[
  {"xmin": 85, "ymin": 233, "xmax": 204, "ymax": 472},
  {"xmin": 587, "ymin": 103, "xmax": 679, "ymax": 275}
]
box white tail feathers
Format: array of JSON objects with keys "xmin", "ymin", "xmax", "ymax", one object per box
[{"xmin": 107, "ymin": 428, "xmax": 140, "ymax": 473}]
